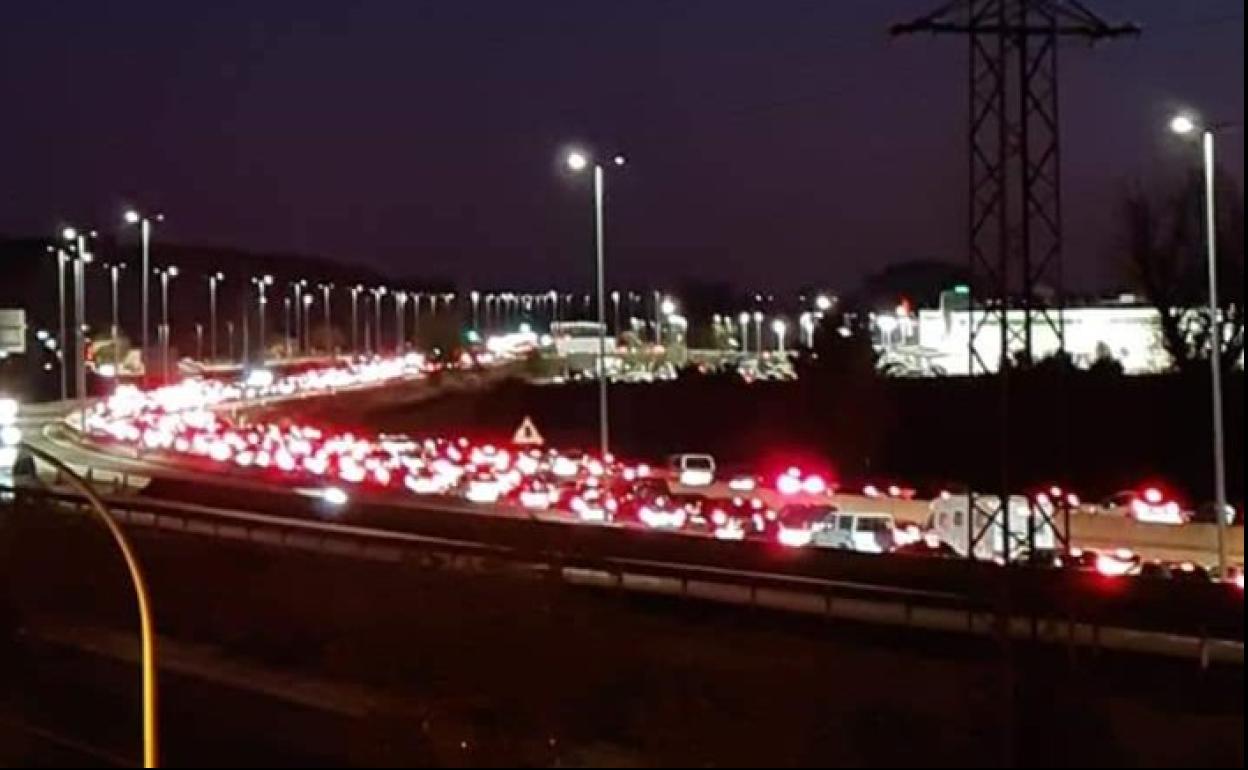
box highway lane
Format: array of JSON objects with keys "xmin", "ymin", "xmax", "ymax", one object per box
[{"xmin": 15, "ymin": 396, "xmax": 1242, "ymax": 571}]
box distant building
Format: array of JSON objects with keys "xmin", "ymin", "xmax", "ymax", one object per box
[{"xmin": 872, "ymin": 293, "xmax": 1230, "ymax": 376}]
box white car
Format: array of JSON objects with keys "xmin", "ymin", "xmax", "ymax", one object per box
[
  {"xmin": 1100, "ymin": 488, "xmax": 1187, "ymax": 525},
  {"xmin": 668, "ymin": 453, "xmax": 715, "ymax": 487}
]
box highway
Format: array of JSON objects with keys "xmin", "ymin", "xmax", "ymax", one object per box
[{"xmin": 3, "ymin": 356, "xmax": 1242, "ymax": 659}]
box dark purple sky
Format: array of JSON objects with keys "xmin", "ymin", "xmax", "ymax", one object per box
[{"xmin": 0, "ymin": 1, "xmax": 1241, "ymax": 292}]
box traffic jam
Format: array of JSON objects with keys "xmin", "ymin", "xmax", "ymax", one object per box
[{"xmin": 74, "ymin": 355, "xmax": 1243, "ymax": 589}]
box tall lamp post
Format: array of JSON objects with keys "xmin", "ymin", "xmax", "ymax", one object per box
[
  {"xmin": 61, "ymin": 227, "xmax": 93, "ymax": 420},
  {"xmin": 752, "ymin": 311, "xmax": 764, "ymax": 354},
  {"xmin": 349, "ymin": 284, "xmax": 363, "ymax": 356},
  {"xmin": 301, "ymin": 293, "xmax": 314, "ymax": 356},
  {"xmin": 394, "ymin": 291, "xmax": 408, "ymax": 353},
  {"xmin": 772, "ymin": 318, "xmax": 788, "ymax": 356},
  {"xmin": 738, "ymin": 311, "xmax": 750, "ymax": 357},
  {"xmin": 1170, "ymin": 112, "xmax": 1234, "ymax": 578},
  {"xmin": 46, "ymin": 246, "xmax": 70, "ymax": 399},
  {"xmin": 371, "ymin": 287, "xmax": 387, "ymax": 354},
  {"xmin": 105, "ymin": 262, "xmax": 125, "ymax": 350},
  {"xmin": 207, "ymin": 272, "xmax": 223, "ymax": 362},
  {"xmin": 319, "ymin": 282, "xmax": 333, "ymax": 355},
  {"xmin": 123, "ymin": 209, "xmax": 162, "ymax": 364},
  {"xmin": 154, "ymin": 266, "xmax": 178, "ymax": 380},
  {"xmin": 566, "ymin": 149, "xmax": 626, "ymax": 458},
  {"xmin": 251, "ymin": 274, "xmax": 273, "ymax": 365}
]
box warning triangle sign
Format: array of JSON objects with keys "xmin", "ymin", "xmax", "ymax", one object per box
[{"xmin": 512, "ymin": 416, "xmax": 546, "ymax": 446}]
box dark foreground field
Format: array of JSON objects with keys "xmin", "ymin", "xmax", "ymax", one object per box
[{"xmin": 1, "ymin": 503, "xmax": 1242, "ymax": 767}]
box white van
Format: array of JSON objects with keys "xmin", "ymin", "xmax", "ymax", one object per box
[
  {"xmin": 811, "ymin": 510, "xmax": 897, "ymax": 554},
  {"xmin": 667, "ymin": 453, "xmax": 716, "ymax": 487},
  {"xmin": 929, "ymin": 492, "xmax": 1057, "ymax": 561}
]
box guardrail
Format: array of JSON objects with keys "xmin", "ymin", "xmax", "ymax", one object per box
[{"xmin": 3, "ymin": 480, "xmax": 1241, "ymax": 665}]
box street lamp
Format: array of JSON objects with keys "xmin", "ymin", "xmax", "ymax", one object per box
[
  {"xmin": 349, "ymin": 284, "xmax": 363, "ymax": 356},
  {"xmin": 251, "ymin": 274, "xmax": 273, "ymax": 364},
  {"xmin": 611, "ymin": 290, "xmax": 621, "ymax": 335},
  {"xmin": 46, "ymin": 246, "xmax": 70, "ymax": 399},
  {"xmin": 371, "ymin": 287, "xmax": 387, "ymax": 354},
  {"xmin": 752, "ymin": 311, "xmax": 764, "ymax": 353},
  {"xmin": 772, "ymin": 318, "xmax": 787, "ymax": 355},
  {"xmin": 319, "ymin": 282, "xmax": 333, "ymax": 355},
  {"xmin": 105, "ymin": 262, "xmax": 125, "ymax": 352},
  {"xmin": 566, "ymin": 148, "xmax": 626, "ymax": 457},
  {"xmin": 738, "ymin": 311, "xmax": 750, "ymax": 356},
  {"xmin": 154, "ymin": 266, "xmax": 178, "ymax": 380},
  {"xmin": 393, "ymin": 290, "xmax": 407, "ymax": 353},
  {"xmin": 410, "ymin": 291, "xmax": 422, "ymax": 348},
  {"xmin": 1170, "ymin": 111, "xmax": 1233, "ymax": 578},
  {"xmin": 815, "ymin": 294, "xmax": 833, "ymax": 313},
  {"xmin": 61, "ymin": 227, "xmax": 94, "ymax": 418},
  {"xmin": 800, "ymin": 312, "xmax": 815, "ymax": 348},
  {"xmin": 123, "ymin": 209, "xmax": 163, "ymax": 363},
  {"xmin": 301, "ymin": 292, "xmax": 314, "ymax": 356},
  {"xmin": 470, "ymin": 290, "xmax": 481, "ymax": 331},
  {"xmin": 291, "ymin": 279, "xmax": 308, "ymax": 355},
  {"xmin": 207, "ymin": 272, "xmax": 223, "ymax": 362},
  {"xmin": 283, "ymin": 296, "xmax": 293, "ymax": 357},
  {"xmin": 652, "ymin": 290, "xmax": 662, "ymax": 344}
]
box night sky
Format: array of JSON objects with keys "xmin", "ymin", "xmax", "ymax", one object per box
[{"xmin": 0, "ymin": 1, "xmax": 1241, "ymax": 292}]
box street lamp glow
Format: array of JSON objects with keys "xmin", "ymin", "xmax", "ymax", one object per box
[
  {"xmin": 124, "ymin": 209, "xmax": 140, "ymax": 224},
  {"xmin": 1169, "ymin": 113, "xmax": 1197, "ymax": 135},
  {"xmin": 61, "ymin": 226, "xmax": 77, "ymax": 241},
  {"xmin": 771, "ymin": 319, "xmax": 786, "ymax": 335},
  {"xmin": 815, "ymin": 294, "xmax": 832, "ymax": 312},
  {"xmin": 567, "ymin": 151, "xmax": 589, "ymax": 172},
  {"xmin": 660, "ymin": 298, "xmax": 676, "ymax": 316},
  {"xmin": 738, "ymin": 312, "xmax": 750, "ymax": 325},
  {"xmin": 612, "ymin": 155, "xmax": 626, "ymax": 167}
]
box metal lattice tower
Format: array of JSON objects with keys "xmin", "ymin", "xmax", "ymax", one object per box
[{"xmin": 892, "ymin": 1, "xmax": 1137, "ymax": 560}]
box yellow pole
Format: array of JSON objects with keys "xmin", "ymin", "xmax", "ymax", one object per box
[{"xmin": 19, "ymin": 443, "xmax": 158, "ymax": 767}]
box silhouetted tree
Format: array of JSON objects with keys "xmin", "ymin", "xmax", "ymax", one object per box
[{"xmin": 1117, "ymin": 168, "xmax": 1244, "ymax": 372}]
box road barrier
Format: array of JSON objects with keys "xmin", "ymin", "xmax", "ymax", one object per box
[{"xmin": 3, "ymin": 481, "xmax": 1241, "ymax": 665}]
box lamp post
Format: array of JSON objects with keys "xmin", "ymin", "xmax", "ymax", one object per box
[
  {"xmin": 302, "ymin": 293, "xmax": 313, "ymax": 356},
  {"xmin": 772, "ymin": 318, "xmax": 787, "ymax": 356},
  {"xmin": 416, "ymin": 289, "xmax": 426, "ymax": 346},
  {"xmin": 799, "ymin": 312, "xmax": 815, "ymax": 348},
  {"xmin": 226, "ymin": 320, "xmax": 235, "ymax": 363},
  {"xmin": 291, "ymin": 280, "xmax": 307, "ymax": 355},
  {"xmin": 207, "ymin": 272, "xmax": 223, "ymax": 362},
  {"xmin": 106, "ymin": 262, "xmax": 124, "ymax": 350},
  {"xmin": 47, "ymin": 246, "xmax": 70, "ymax": 399},
  {"xmin": 1170, "ymin": 112, "xmax": 1234, "ymax": 578},
  {"xmin": 123, "ymin": 209, "xmax": 162, "ymax": 364},
  {"xmin": 738, "ymin": 311, "xmax": 750, "ymax": 357},
  {"xmin": 566, "ymin": 149, "xmax": 626, "ymax": 458},
  {"xmin": 394, "ymin": 290, "xmax": 407, "ymax": 353},
  {"xmin": 319, "ymin": 283, "xmax": 333, "ymax": 355},
  {"xmin": 251, "ymin": 274, "xmax": 273, "ymax": 365},
  {"xmin": 61, "ymin": 227, "xmax": 93, "ymax": 419},
  {"xmin": 611, "ymin": 290, "xmax": 621, "ymax": 335},
  {"xmin": 155, "ymin": 266, "xmax": 178, "ymax": 380},
  {"xmin": 349, "ymin": 284, "xmax": 363, "ymax": 356},
  {"xmin": 652, "ymin": 290, "xmax": 662, "ymax": 344},
  {"xmin": 371, "ymin": 287, "xmax": 386, "ymax": 354},
  {"xmin": 283, "ymin": 297, "xmax": 293, "ymax": 357},
  {"xmin": 752, "ymin": 311, "xmax": 764, "ymax": 353}
]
